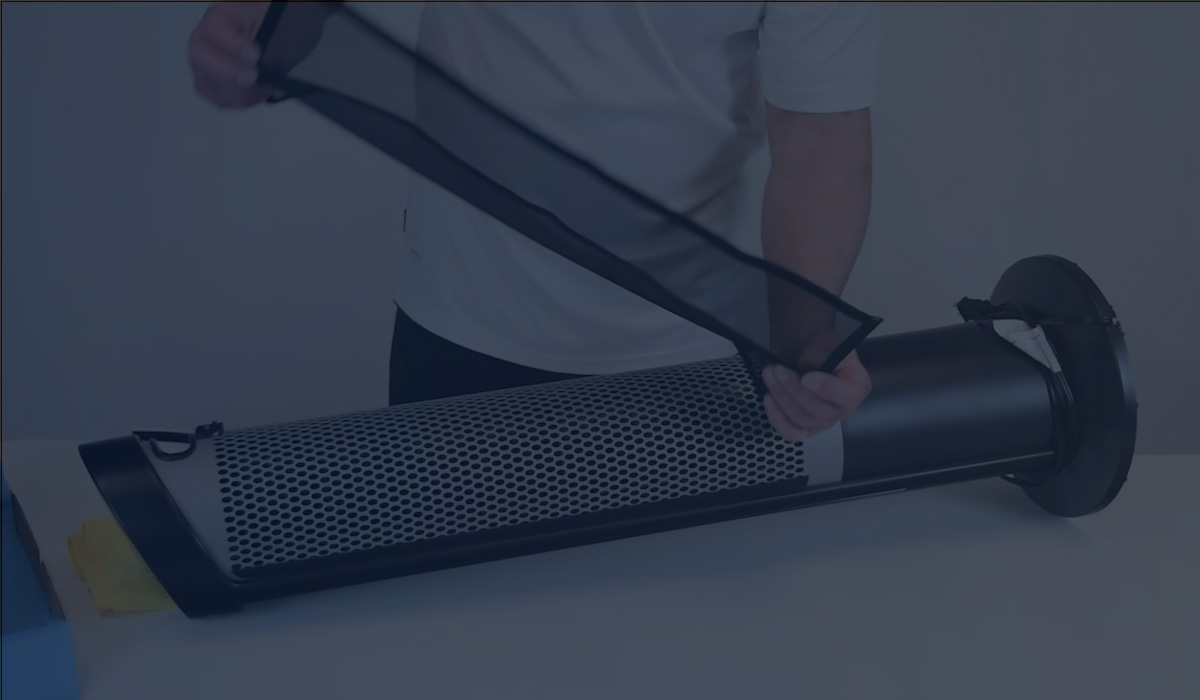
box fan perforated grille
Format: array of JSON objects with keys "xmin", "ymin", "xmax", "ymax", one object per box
[{"xmin": 214, "ymin": 355, "xmax": 804, "ymax": 573}]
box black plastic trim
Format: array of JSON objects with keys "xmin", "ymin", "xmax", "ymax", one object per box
[
  {"xmin": 989, "ymin": 255, "xmax": 1139, "ymax": 517},
  {"xmin": 79, "ymin": 437, "xmax": 241, "ymax": 616}
]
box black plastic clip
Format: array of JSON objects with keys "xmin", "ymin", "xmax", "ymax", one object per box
[
  {"xmin": 134, "ymin": 421, "xmax": 225, "ymax": 462},
  {"xmin": 956, "ymin": 297, "xmax": 1030, "ymax": 324},
  {"xmin": 956, "ymin": 297, "xmax": 1117, "ymax": 328}
]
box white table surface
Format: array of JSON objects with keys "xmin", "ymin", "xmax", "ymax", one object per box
[{"xmin": 3, "ymin": 439, "xmax": 1197, "ymax": 700}]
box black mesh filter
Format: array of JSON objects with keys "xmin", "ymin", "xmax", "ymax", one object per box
[{"xmin": 252, "ymin": 0, "xmax": 882, "ymax": 375}]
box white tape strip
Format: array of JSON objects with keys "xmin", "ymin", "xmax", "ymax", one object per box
[{"xmin": 991, "ymin": 319, "xmax": 1063, "ymax": 373}]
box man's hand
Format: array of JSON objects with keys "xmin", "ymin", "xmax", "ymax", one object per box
[
  {"xmin": 188, "ymin": 2, "xmax": 273, "ymax": 109},
  {"xmin": 759, "ymin": 103, "xmax": 874, "ymax": 441},
  {"xmin": 762, "ymin": 350, "xmax": 871, "ymax": 441},
  {"xmin": 188, "ymin": 1, "xmax": 330, "ymax": 110}
]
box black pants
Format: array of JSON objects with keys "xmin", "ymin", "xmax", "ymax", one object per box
[{"xmin": 388, "ymin": 306, "xmax": 587, "ymax": 405}]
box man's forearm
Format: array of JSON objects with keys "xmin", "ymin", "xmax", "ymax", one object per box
[
  {"xmin": 761, "ymin": 106, "xmax": 873, "ymax": 362},
  {"xmin": 763, "ymin": 107, "xmax": 872, "ymax": 296}
]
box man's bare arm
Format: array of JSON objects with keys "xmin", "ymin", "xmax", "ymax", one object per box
[
  {"xmin": 762, "ymin": 104, "xmax": 872, "ymax": 325},
  {"xmin": 759, "ymin": 105, "xmax": 873, "ymax": 440}
]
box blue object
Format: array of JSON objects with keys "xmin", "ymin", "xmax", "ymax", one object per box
[{"xmin": 2, "ymin": 475, "xmax": 81, "ymax": 700}]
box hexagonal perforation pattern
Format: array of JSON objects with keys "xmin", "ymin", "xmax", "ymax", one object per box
[{"xmin": 213, "ymin": 355, "xmax": 805, "ymax": 574}]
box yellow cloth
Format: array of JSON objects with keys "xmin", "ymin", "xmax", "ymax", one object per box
[{"xmin": 67, "ymin": 517, "xmax": 175, "ymax": 613}]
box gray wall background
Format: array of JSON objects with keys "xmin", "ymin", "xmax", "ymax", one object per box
[{"xmin": 3, "ymin": 2, "xmax": 1197, "ymax": 453}]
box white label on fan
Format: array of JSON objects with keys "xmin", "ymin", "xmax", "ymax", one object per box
[{"xmin": 992, "ymin": 319, "xmax": 1063, "ymax": 374}]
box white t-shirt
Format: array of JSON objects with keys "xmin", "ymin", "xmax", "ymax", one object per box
[{"xmin": 395, "ymin": 1, "xmax": 881, "ymax": 375}]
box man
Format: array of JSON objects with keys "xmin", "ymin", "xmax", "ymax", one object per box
[{"xmin": 188, "ymin": 1, "xmax": 879, "ymax": 441}]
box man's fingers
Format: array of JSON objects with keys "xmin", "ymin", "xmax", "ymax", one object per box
[
  {"xmin": 193, "ymin": 69, "xmax": 269, "ymax": 109},
  {"xmin": 206, "ymin": 28, "xmax": 261, "ymax": 67},
  {"xmin": 188, "ymin": 2, "xmax": 266, "ymax": 94},
  {"xmin": 760, "ymin": 350, "xmax": 872, "ymax": 441},
  {"xmin": 762, "ymin": 366, "xmax": 835, "ymax": 429},
  {"xmin": 767, "ymin": 365, "xmax": 840, "ymax": 418},
  {"xmin": 801, "ymin": 368, "xmax": 870, "ymax": 410},
  {"xmin": 764, "ymin": 394, "xmax": 809, "ymax": 442},
  {"xmin": 790, "ymin": 383, "xmax": 842, "ymax": 423},
  {"xmin": 206, "ymin": 1, "xmax": 269, "ymax": 40},
  {"xmin": 190, "ymin": 34, "xmax": 254, "ymax": 87},
  {"xmin": 189, "ymin": 32, "xmax": 270, "ymax": 107},
  {"xmin": 197, "ymin": 9, "xmax": 261, "ymax": 62},
  {"xmin": 186, "ymin": 2, "xmax": 276, "ymax": 110}
]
